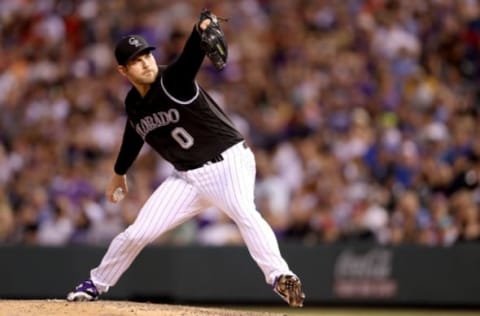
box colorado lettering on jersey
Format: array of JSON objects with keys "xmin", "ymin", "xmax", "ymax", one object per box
[{"xmin": 135, "ymin": 108, "xmax": 180, "ymax": 139}]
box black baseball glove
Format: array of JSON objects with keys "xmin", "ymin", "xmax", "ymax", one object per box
[{"xmin": 198, "ymin": 9, "xmax": 228, "ymax": 71}]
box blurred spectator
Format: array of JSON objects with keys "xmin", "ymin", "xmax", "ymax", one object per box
[
  {"xmin": 255, "ymin": 148, "xmax": 291, "ymax": 233},
  {"xmin": 388, "ymin": 190, "xmax": 432, "ymax": 245},
  {"xmin": 452, "ymin": 190, "xmax": 480, "ymax": 242},
  {"xmin": 0, "ymin": 187, "xmax": 14, "ymax": 242},
  {"xmin": 37, "ymin": 196, "xmax": 74, "ymax": 246}
]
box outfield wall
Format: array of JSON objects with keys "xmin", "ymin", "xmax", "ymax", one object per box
[{"xmin": 1, "ymin": 243, "xmax": 479, "ymax": 307}]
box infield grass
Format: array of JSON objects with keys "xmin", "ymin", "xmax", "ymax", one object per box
[{"xmin": 235, "ymin": 307, "xmax": 480, "ymax": 316}]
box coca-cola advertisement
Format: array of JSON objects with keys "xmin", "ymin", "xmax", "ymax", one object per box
[{"xmin": 333, "ymin": 248, "xmax": 397, "ymax": 299}]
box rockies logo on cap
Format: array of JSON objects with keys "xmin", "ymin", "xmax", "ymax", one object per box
[
  {"xmin": 128, "ymin": 36, "xmax": 142, "ymax": 48},
  {"xmin": 114, "ymin": 34, "xmax": 156, "ymax": 65}
]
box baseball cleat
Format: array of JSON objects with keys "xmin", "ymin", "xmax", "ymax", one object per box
[
  {"xmin": 66, "ymin": 279, "xmax": 99, "ymax": 302},
  {"xmin": 273, "ymin": 274, "xmax": 305, "ymax": 307}
]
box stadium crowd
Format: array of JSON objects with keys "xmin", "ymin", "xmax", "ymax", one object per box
[{"xmin": 1, "ymin": 0, "xmax": 480, "ymax": 247}]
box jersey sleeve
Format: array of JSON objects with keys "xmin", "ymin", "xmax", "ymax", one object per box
[
  {"xmin": 161, "ymin": 25, "xmax": 204, "ymax": 101},
  {"xmin": 113, "ymin": 120, "xmax": 144, "ymax": 175}
]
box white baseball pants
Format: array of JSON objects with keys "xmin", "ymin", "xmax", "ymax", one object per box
[{"xmin": 90, "ymin": 142, "xmax": 293, "ymax": 293}]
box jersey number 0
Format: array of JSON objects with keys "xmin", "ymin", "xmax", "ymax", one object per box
[{"xmin": 171, "ymin": 127, "xmax": 194, "ymax": 149}]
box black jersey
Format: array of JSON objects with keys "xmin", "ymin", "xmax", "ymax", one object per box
[{"xmin": 114, "ymin": 27, "xmax": 243, "ymax": 174}]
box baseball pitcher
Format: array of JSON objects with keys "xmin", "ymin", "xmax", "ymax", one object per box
[{"xmin": 66, "ymin": 9, "xmax": 305, "ymax": 307}]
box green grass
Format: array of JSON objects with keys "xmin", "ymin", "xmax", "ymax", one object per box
[{"xmin": 234, "ymin": 307, "xmax": 480, "ymax": 316}]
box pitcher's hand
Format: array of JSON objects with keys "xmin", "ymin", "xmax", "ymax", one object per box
[{"xmin": 106, "ymin": 173, "xmax": 128, "ymax": 203}]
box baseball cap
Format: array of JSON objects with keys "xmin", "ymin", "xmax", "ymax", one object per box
[{"xmin": 114, "ymin": 35, "xmax": 156, "ymax": 65}]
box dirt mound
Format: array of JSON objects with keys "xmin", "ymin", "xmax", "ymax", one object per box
[{"xmin": 0, "ymin": 300, "xmax": 285, "ymax": 316}]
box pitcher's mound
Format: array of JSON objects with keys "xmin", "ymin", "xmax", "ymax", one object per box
[{"xmin": 0, "ymin": 299, "xmax": 285, "ymax": 316}]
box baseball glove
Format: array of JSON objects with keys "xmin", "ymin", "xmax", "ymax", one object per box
[{"xmin": 199, "ymin": 9, "xmax": 228, "ymax": 71}]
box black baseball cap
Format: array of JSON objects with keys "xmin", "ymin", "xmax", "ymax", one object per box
[{"xmin": 114, "ymin": 35, "xmax": 156, "ymax": 65}]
